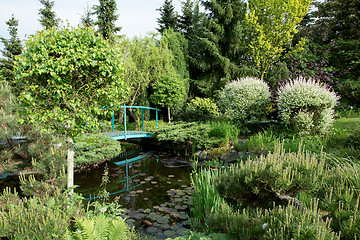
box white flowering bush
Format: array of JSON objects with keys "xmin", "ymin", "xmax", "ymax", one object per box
[
  {"xmin": 218, "ymin": 77, "xmax": 271, "ymax": 126},
  {"xmin": 277, "ymin": 78, "xmax": 339, "ymax": 135}
]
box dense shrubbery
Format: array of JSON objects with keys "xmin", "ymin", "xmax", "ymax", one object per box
[
  {"xmin": 74, "ymin": 133, "xmax": 122, "ymax": 169},
  {"xmin": 218, "ymin": 77, "xmax": 271, "ymax": 128},
  {"xmin": 277, "ymin": 78, "xmax": 339, "ymax": 135},
  {"xmin": 153, "ymin": 121, "xmax": 240, "ymax": 155},
  {"xmin": 184, "ymin": 97, "xmax": 221, "ymax": 122},
  {"xmin": 191, "ymin": 142, "xmax": 359, "ymax": 239}
]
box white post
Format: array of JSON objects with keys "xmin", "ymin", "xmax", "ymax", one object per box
[{"xmin": 67, "ymin": 137, "xmax": 74, "ymax": 194}]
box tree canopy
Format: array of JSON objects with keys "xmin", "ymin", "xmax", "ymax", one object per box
[
  {"xmin": 38, "ymin": 0, "xmax": 60, "ymax": 30},
  {"xmin": 93, "ymin": 0, "xmax": 121, "ymax": 40}
]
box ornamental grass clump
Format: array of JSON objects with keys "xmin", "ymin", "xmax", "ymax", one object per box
[
  {"xmin": 218, "ymin": 77, "xmax": 271, "ymax": 128},
  {"xmin": 277, "ymin": 78, "xmax": 339, "ymax": 135}
]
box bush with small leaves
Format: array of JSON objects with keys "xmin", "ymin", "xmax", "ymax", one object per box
[
  {"xmin": 277, "ymin": 78, "xmax": 339, "ymax": 135},
  {"xmin": 218, "ymin": 77, "xmax": 271, "ymax": 127},
  {"xmin": 184, "ymin": 97, "xmax": 221, "ymax": 122}
]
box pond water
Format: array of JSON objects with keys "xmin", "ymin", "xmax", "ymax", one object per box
[{"xmin": 74, "ymin": 143, "xmax": 194, "ymax": 239}]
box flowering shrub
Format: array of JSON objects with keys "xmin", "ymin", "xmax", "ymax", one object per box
[
  {"xmin": 277, "ymin": 78, "xmax": 339, "ymax": 135},
  {"xmin": 218, "ymin": 77, "xmax": 271, "ymax": 126}
]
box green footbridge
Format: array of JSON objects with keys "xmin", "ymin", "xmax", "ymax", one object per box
[{"xmin": 103, "ymin": 104, "xmax": 160, "ymax": 140}]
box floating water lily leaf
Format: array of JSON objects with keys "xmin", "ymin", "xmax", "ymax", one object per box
[
  {"xmin": 168, "ymin": 175, "xmax": 174, "ymax": 178},
  {"xmin": 157, "ymin": 217, "xmax": 169, "ymax": 224},
  {"xmin": 140, "ymin": 181, "xmax": 146, "ymax": 184},
  {"xmin": 162, "ymin": 224, "xmax": 171, "ymax": 230},
  {"xmin": 139, "ymin": 173, "xmax": 146, "ymax": 176},
  {"xmin": 182, "ymin": 220, "xmax": 191, "ymax": 226},
  {"xmin": 125, "ymin": 219, "xmax": 135, "ymax": 224},
  {"xmin": 136, "ymin": 190, "xmax": 143, "ymax": 194},
  {"xmin": 144, "ymin": 208, "xmax": 151, "ymax": 213},
  {"xmin": 151, "ymin": 181, "xmax": 157, "ymax": 184},
  {"xmin": 133, "ymin": 179, "xmax": 140, "ymax": 183},
  {"xmin": 134, "ymin": 213, "xmax": 145, "ymax": 220},
  {"xmin": 143, "ymin": 197, "xmax": 149, "ymax": 201},
  {"xmin": 132, "ymin": 170, "xmax": 139, "ymax": 173},
  {"xmin": 170, "ymin": 225, "xmax": 180, "ymax": 231},
  {"xmin": 147, "ymin": 226, "xmax": 159, "ymax": 234},
  {"xmin": 163, "ymin": 230, "xmax": 176, "ymax": 238},
  {"xmin": 177, "ymin": 179, "xmax": 183, "ymax": 182},
  {"xmin": 181, "ymin": 185, "xmax": 187, "ymax": 188},
  {"xmin": 177, "ymin": 228, "xmax": 190, "ymax": 235},
  {"xmin": 167, "ymin": 181, "xmax": 172, "ymax": 184},
  {"xmin": 174, "ymin": 198, "xmax": 182, "ymax": 202}
]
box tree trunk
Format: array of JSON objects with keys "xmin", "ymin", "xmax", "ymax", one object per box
[
  {"xmin": 67, "ymin": 137, "xmax": 74, "ymax": 194},
  {"xmin": 168, "ymin": 107, "xmax": 171, "ymax": 123},
  {"xmin": 128, "ymin": 108, "xmax": 139, "ymax": 131}
]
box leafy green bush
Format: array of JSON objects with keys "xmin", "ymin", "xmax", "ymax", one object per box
[
  {"xmin": 74, "ymin": 133, "xmax": 122, "ymax": 168},
  {"xmin": 218, "ymin": 77, "xmax": 271, "ymax": 127},
  {"xmin": 277, "ymin": 78, "xmax": 339, "ymax": 135},
  {"xmin": 184, "ymin": 97, "xmax": 221, "ymax": 122}
]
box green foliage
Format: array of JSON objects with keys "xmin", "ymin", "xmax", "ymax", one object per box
[
  {"xmin": 277, "ymin": 78, "xmax": 339, "ymax": 135},
  {"xmin": 153, "ymin": 122, "xmax": 222, "ymax": 154},
  {"xmin": 218, "ymin": 77, "xmax": 271, "ymax": 128},
  {"xmin": 16, "ymin": 26, "xmax": 127, "ymax": 137},
  {"xmin": 245, "ymin": 0, "xmax": 311, "ymax": 79},
  {"xmin": 0, "ymin": 186, "xmax": 84, "ymax": 239},
  {"xmin": 157, "ymin": 0, "xmax": 178, "ymax": 33},
  {"xmin": 217, "ymin": 142, "xmax": 326, "ymax": 209},
  {"xmin": 190, "ymin": 166, "xmax": 226, "ymax": 232},
  {"xmin": 64, "ymin": 214, "xmax": 136, "ymax": 240},
  {"xmin": 38, "ymin": 0, "xmax": 60, "ymax": 30},
  {"xmin": 0, "ymin": 14, "xmax": 23, "ymax": 85},
  {"xmin": 150, "ymin": 72, "xmax": 187, "ymax": 121},
  {"xmin": 207, "ymin": 120, "xmax": 239, "ymax": 143},
  {"xmin": 74, "ymin": 133, "xmax": 122, "ymax": 168},
  {"xmin": 192, "ymin": 0, "xmax": 253, "ymax": 97},
  {"xmin": 173, "ymin": 231, "xmax": 230, "ymax": 240},
  {"xmin": 184, "ymin": 97, "xmax": 221, "ymax": 122},
  {"xmin": 93, "ymin": 0, "xmax": 121, "ymax": 40}
]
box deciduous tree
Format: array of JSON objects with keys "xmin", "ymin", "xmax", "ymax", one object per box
[
  {"xmin": 245, "ymin": 0, "xmax": 312, "ymax": 79},
  {"xmin": 15, "ymin": 27, "xmax": 127, "ymax": 190}
]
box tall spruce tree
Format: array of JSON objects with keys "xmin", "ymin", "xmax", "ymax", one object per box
[
  {"xmin": 157, "ymin": 0, "xmax": 178, "ymax": 33},
  {"xmin": 93, "ymin": 0, "xmax": 121, "ymax": 40},
  {"xmin": 0, "ymin": 15, "xmax": 23, "ymax": 85},
  {"xmin": 192, "ymin": 0, "xmax": 253, "ymax": 97},
  {"xmin": 80, "ymin": 5, "xmax": 94, "ymax": 28},
  {"xmin": 179, "ymin": 0, "xmax": 194, "ymax": 38},
  {"xmin": 38, "ymin": 0, "xmax": 60, "ymax": 30}
]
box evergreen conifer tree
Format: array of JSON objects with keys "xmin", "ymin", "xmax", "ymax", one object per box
[
  {"xmin": 93, "ymin": 0, "xmax": 121, "ymax": 40},
  {"xmin": 80, "ymin": 5, "xmax": 94, "ymax": 28},
  {"xmin": 157, "ymin": 0, "xmax": 178, "ymax": 33},
  {"xmin": 38, "ymin": 0, "xmax": 60, "ymax": 30},
  {"xmin": 0, "ymin": 15, "xmax": 23, "ymax": 85},
  {"xmin": 179, "ymin": 0, "xmax": 194, "ymax": 38},
  {"xmin": 192, "ymin": 0, "xmax": 253, "ymax": 97}
]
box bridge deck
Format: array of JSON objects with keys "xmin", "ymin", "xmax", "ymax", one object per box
[{"xmin": 103, "ymin": 131, "xmax": 153, "ymax": 140}]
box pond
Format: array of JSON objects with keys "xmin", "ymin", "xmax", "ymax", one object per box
[{"xmin": 74, "ymin": 143, "xmax": 194, "ymax": 239}]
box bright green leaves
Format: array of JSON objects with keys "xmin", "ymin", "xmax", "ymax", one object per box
[
  {"xmin": 15, "ymin": 26, "xmax": 128, "ymax": 137},
  {"xmin": 245, "ymin": 0, "xmax": 312, "ymax": 79}
]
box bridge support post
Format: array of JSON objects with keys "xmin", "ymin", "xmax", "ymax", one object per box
[
  {"xmin": 156, "ymin": 108, "xmax": 158, "ymax": 127},
  {"xmin": 112, "ymin": 111, "xmax": 114, "ymax": 132},
  {"xmin": 123, "ymin": 104, "xmax": 127, "ymax": 140},
  {"xmin": 142, "ymin": 109, "xmax": 145, "ymax": 131}
]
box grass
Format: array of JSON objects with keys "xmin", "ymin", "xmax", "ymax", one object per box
[{"xmin": 333, "ymin": 118, "xmax": 360, "ymax": 130}]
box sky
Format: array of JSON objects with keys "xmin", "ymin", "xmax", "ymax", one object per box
[{"xmin": 0, "ymin": 0, "xmax": 182, "ymax": 49}]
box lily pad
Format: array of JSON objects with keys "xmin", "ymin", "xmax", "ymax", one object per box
[
  {"xmin": 134, "ymin": 213, "xmax": 145, "ymax": 220},
  {"xmin": 161, "ymin": 223, "xmax": 171, "ymax": 230},
  {"xmin": 136, "ymin": 190, "xmax": 143, "ymax": 194},
  {"xmin": 147, "ymin": 226, "xmax": 159, "ymax": 234},
  {"xmin": 143, "ymin": 197, "xmax": 149, "ymax": 201},
  {"xmin": 157, "ymin": 217, "xmax": 170, "ymax": 224},
  {"xmin": 139, "ymin": 173, "xmax": 146, "ymax": 176},
  {"xmin": 163, "ymin": 230, "xmax": 176, "ymax": 238},
  {"xmin": 168, "ymin": 175, "xmax": 175, "ymax": 178},
  {"xmin": 170, "ymin": 225, "xmax": 180, "ymax": 231},
  {"xmin": 151, "ymin": 181, "xmax": 157, "ymax": 184},
  {"xmin": 177, "ymin": 179, "xmax": 183, "ymax": 182},
  {"xmin": 177, "ymin": 228, "xmax": 190, "ymax": 235},
  {"xmin": 125, "ymin": 219, "xmax": 135, "ymax": 224},
  {"xmin": 133, "ymin": 179, "xmax": 140, "ymax": 183},
  {"xmin": 144, "ymin": 208, "xmax": 151, "ymax": 213}
]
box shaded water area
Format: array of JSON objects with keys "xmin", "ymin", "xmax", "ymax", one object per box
[{"xmin": 75, "ymin": 143, "xmax": 193, "ymax": 239}]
